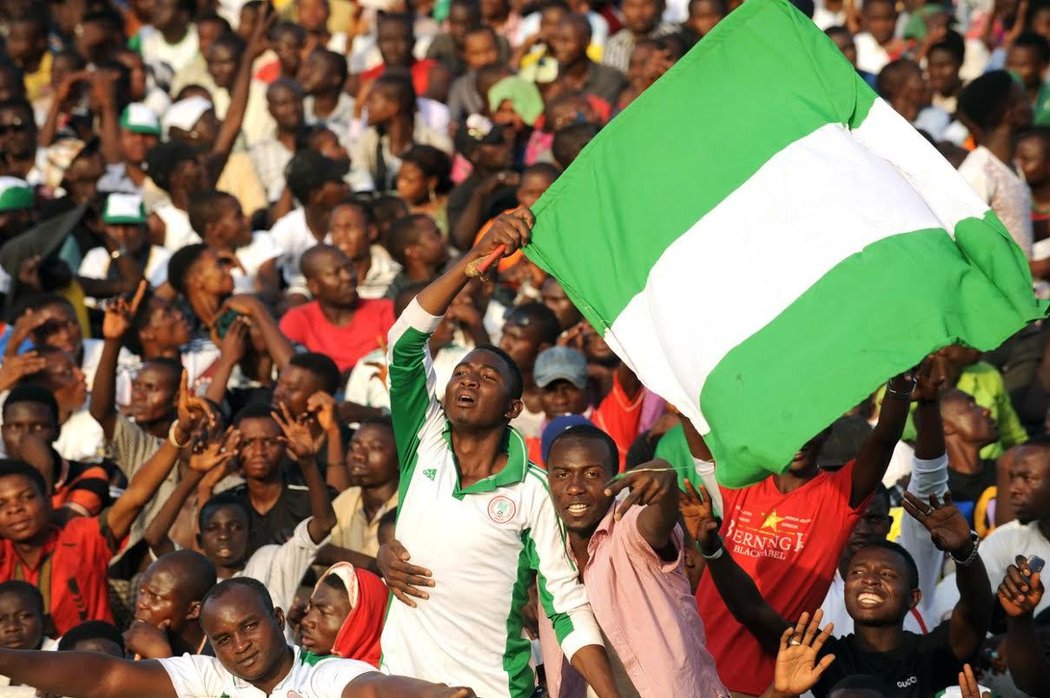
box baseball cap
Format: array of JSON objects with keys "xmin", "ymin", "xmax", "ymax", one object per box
[
  {"xmin": 488, "ymin": 77, "xmax": 544, "ymax": 127},
  {"xmin": 120, "ymin": 103, "xmax": 161, "ymax": 136},
  {"xmin": 534, "ymin": 346, "xmax": 587, "ymax": 389},
  {"xmin": 0, "ymin": 177, "xmax": 33, "ymax": 213},
  {"xmin": 541, "ymin": 414, "xmax": 595, "ymax": 463},
  {"xmin": 102, "ymin": 193, "xmax": 147, "ymax": 225},
  {"xmin": 161, "ymin": 96, "xmax": 213, "ymax": 138}
]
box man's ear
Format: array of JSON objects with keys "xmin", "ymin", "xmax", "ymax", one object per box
[
  {"xmin": 506, "ymin": 398, "xmax": 524, "ymax": 421},
  {"xmin": 186, "ymin": 601, "xmax": 202, "ymax": 622},
  {"xmin": 908, "ymin": 587, "xmax": 922, "ymax": 611},
  {"xmin": 274, "ymin": 607, "xmax": 286, "ymax": 630}
]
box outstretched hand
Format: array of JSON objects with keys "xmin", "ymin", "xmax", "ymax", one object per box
[
  {"xmin": 175, "ymin": 370, "xmax": 218, "ymax": 439},
  {"xmin": 272, "ymin": 403, "xmax": 325, "ymax": 460},
  {"xmin": 102, "ymin": 280, "xmax": 147, "ymax": 340},
  {"xmin": 189, "ymin": 428, "xmax": 241, "ymax": 474},
  {"xmin": 603, "ymin": 461, "xmax": 676, "ymax": 520},
  {"xmin": 902, "ymin": 492, "xmax": 973, "ymax": 555},
  {"xmin": 773, "ymin": 610, "xmax": 836, "ymax": 695}
]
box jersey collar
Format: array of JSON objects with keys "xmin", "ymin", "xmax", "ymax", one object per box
[{"xmin": 442, "ymin": 423, "xmax": 529, "ymax": 499}]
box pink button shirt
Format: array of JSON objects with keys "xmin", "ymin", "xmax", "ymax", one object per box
[{"xmin": 540, "ymin": 506, "xmax": 730, "ymax": 697}]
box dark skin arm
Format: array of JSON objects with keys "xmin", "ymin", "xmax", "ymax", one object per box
[
  {"xmin": 603, "ymin": 462, "xmax": 678, "ymax": 556},
  {"xmin": 342, "ymin": 674, "xmax": 474, "ymax": 697},
  {"xmin": 850, "ymin": 368, "xmax": 926, "ymax": 508},
  {"xmin": 680, "ymin": 481, "xmax": 790, "ymax": 654},
  {"xmin": 568, "ymin": 645, "xmax": 621, "ymax": 698},
  {"xmin": 997, "ymin": 556, "xmax": 1049, "ymax": 694},
  {"xmin": 912, "ymin": 354, "xmax": 947, "ymax": 460},
  {"xmin": 89, "ymin": 283, "xmax": 147, "ymax": 439},
  {"xmin": 0, "ymin": 651, "xmax": 175, "ymax": 698},
  {"xmin": 315, "ymin": 543, "xmax": 379, "ymax": 574},
  {"xmin": 273, "ymin": 403, "xmax": 337, "ymax": 543},
  {"xmin": 901, "ymin": 492, "xmax": 994, "ymax": 660}
]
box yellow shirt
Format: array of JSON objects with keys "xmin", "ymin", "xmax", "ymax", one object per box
[
  {"xmin": 23, "ymin": 52, "xmax": 53, "ymax": 104},
  {"xmin": 330, "ymin": 487, "xmax": 398, "ymax": 557}
]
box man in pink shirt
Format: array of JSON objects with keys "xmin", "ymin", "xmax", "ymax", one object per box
[
  {"xmin": 539, "ymin": 424, "xmax": 729, "ymax": 697},
  {"xmin": 278, "ymin": 244, "xmax": 395, "ymax": 373}
]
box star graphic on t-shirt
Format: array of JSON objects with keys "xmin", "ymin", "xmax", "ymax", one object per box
[{"xmin": 760, "ymin": 510, "xmax": 785, "ymax": 532}]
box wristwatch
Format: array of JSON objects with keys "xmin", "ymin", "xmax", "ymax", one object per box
[{"xmin": 951, "ymin": 530, "xmax": 981, "ymax": 567}]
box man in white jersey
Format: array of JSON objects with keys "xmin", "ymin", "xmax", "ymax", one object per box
[
  {"xmin": 378, "ymin": 208, "xmax": 621, "ymax": 698},
  {"xmin": 0, "ymin": 577, "xmax": 472, "ymax": 698}
]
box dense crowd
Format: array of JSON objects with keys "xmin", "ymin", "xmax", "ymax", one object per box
[{"xmin": 0, "ymin": 0, "xmax": 1046, "ymax": 695}]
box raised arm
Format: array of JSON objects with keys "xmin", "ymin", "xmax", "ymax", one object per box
[
  {"xmin": 90, "ymin": 283, "xmax": 147, "ymax": 439},
  {"xmin": 680, "ymin": 481, "xmax": 790, "ymax": 653},
  {"xmin": 901, "ymin": 492, "xmax": 993, "ymax": 661},
  {"xmin": 603, "ymin": 462, "xmax": 678, "ymax": 554},
  {"xmin": 0, "ymin": 649, "xmax": 174, "ymax": 698},
  {"xmin": 273, "ymin": 404, "xmax": 337, "ymax": 544},
  {"xmin": 851, "ymin": 369, "xmax": 922, "ymax": 508},
  {"xmin": 997, "ymin": 556, "xmax": 1049, "ymax": 695}
]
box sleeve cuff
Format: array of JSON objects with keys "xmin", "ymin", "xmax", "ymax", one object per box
[
  {"xmin": 908, "ymin": 454, "xmax": 949, "ymax": 497},
  {"xmin": 693, "ymin": 458, "xmax": 723, "ymax": 518},
  {"xmin": 401, "ymin": 297, "xmax": 444, "ymax": 334},
  {"xmin": 558, "ymin": 606, "xmax": 604, "ymax": 661}
]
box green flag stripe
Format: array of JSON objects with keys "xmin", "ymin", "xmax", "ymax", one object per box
[
  {"xmin": 524, "ymin": 0, "xmax": 876, "ymax": 331},
  {"xmin": 701, "ymin": 216, "xmax": 1044, "ymax": 488}
]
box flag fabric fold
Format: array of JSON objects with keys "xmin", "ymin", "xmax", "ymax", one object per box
[{"xmin": 522, "ymin": 0, "xmax": 1047, "ymax": 487}]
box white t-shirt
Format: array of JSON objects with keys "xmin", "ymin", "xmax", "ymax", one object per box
[
  {"xmin": 236, "ymin": 517, "xmax": 330, "ymax": 613},
  {"xmin": 854, "ymin": 32, "xmax": 891, "ymax": 75},
  {"xmin": 270, "ymin": 208, "xmax": 329, "ymax": 294},
  {"xmin": 159, "ymin": 645, "xmax": 375, "ymax": 698},
  {"xmin": 152, "ymin": 202, "xmax": 203, "ymax": 252},
  {"xmin": 55, "ymin": 408, "xmax": 106, "ymax": 463},
  {"xmin": 959, "ymin": 146, "xmax": 1034, "ymax": 259},
  {"xmin": 137, "ymin": 25, "xmax": 201, "ymax": 76},
  {"xmin": 78, "ymin": 245, "xmax": 172, "ymax": 295},
  {"xmin": 232, "ymin": 232, "xmax": 281, "ymax": 295}
]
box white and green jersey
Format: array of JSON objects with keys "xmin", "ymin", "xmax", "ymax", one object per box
[{"xmin": 379, "ymin": 299, "xmax": 603, "ymax": 698}]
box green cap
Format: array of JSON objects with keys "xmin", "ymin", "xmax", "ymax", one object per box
[
  {"xmin": 0, "ymin": 177, "xmax": 33, "ymax": 213},
  {"xmin": 102, "ymin": 193, "xmax": 147, "ymax": 225},
  {"xmin": 120, "ymin": 103, "xmax": 161, "ymax": 136}
]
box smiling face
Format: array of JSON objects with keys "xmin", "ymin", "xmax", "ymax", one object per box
[
  {"xmin": 548, "ymin": 436, "xmax": 616, "ymax": 536},
  {"xmin": 202, "ymin": 585, "xmax": 289, "ymax": 687},
  {"xmin": 298, "ymin": 581, "xmax": 351, "ymax": 655},
  {"xmin": 443, "ymin": 349, "xmax": 522, "ymax": 430},
  {"xmin": 0, "ymin": 589, "xmax": 43, "ymax": 650},
  {"xmin": 347, "ymin": 423, "xmax": 398, "ymax": 488},
  {"xmin": 198, "ymin": 504, "xmax": 250, "ymax": 569},
  {"xmin": 843, "ymin": 545, "xmax": 919, "ymax": 626}
]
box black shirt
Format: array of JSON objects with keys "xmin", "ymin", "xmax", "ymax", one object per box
[
  {"xmin": 232, "ymin": 480, "xmax": 313, "ymax": 556},
  {"xmin": 813, "ymin": 623, "xmax": 963, "ymax": 697},
  {"xmin": 947, "ymin": 460, "xmax": 997, "ymax": 506}
]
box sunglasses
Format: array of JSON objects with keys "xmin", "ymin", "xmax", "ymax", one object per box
[{"xmin": 0, "ymin": 119, "xmax": 28, "ymax": 135}]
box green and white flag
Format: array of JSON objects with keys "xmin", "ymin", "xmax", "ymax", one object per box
[{"xmin": 523, "ymin": 0, "xmax": 1047, "ymax": 488}]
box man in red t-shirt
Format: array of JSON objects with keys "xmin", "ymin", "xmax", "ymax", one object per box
[
  {"xmin": 278, "ymin": 245, "xmax": 395, "ymax": 373},
  {"xmin": 690, "ymin": 370, "xmax": 924, "ymax": 696}
]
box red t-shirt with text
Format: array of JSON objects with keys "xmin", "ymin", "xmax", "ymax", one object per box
[{"xmin": 696, "ymin": 461, "xmax": 865, "ymax": 695}]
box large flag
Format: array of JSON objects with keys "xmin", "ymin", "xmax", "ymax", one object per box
[{"xmin": 522, "ymin": 0, "xmax": 1047, "ymax": 487}]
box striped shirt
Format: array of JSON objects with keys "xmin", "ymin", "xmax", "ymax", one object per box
[
  {"xmin": 602, "ymin": 23, "xmax": 681, "ymax": 73},
  {"xmin": 379, "ymin": 298, "xmax": 603, "ymax": 698}
]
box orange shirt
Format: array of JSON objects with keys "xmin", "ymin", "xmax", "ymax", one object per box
[{"xmin": 0, "ymin": 516, "xmax": 116, "ymax": 634}]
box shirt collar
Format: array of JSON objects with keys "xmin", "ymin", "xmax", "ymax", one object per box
[{"xmin": 441, "ymin": 422, "xmax": 529, "ymax": 499}]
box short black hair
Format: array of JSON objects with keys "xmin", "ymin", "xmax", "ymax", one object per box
[
  {"xmin": 198, "ymin": 491, "xmax": 252, "ymax": 531},
  {"xmin": 295, "ymin": 123, "xmax": 338, "ymax": 152},
  {"xmin": 202, "ymin": 576, "xmax": 275, "ymax": 615},
  {"xmin": 233, "ymin": 401, "xmax": 278, "ymax": 427},
  {"xmin": 0, "ymin": 459, "xmax": 48, "ymax": 499},
  {"xmin": 464, "ymin": 24, "xmax": 499, "ymax": 45},
  {"xmin": 1019, "ymin": 124, "xmax": 1050, "ymax": 155},
  {"xmin": 1014, "ymin": 31, "xmax": 1050, "ymax": 64},
  {"xmin": 849, "ymin": 539, "xmax": 919, "ymax": 590},
  {"xmin": 270, "ymin": 20, "xmax": 306, "ymax": 44},
  {"xmin": 378, "ymin": 12, "xmax": 415, "ymax": 35},
  {"xmin": 505, "ymin": 302, "xmax": 561, "ymax": 346},
  {"xmin": 188, "ymin": 190, "xmax": 237, "ymax": 238},
  {"xmin": 3, "ymin": 384, "xmax": 59, "ymax": 428},
  {"xmin": 875, "ymin": 58, "xmax": 921, "ymax": 99},
  {"xmin": 196, "ymin": 12, "xmax": 233, "ymax": 33},
  {"xmin": 401, "ymin": 145, "xmax": 453, "ymax": 194},
  {"xmin": 210, "ymin": 31, "xmax": 247, "ymax": 56},
  {"xmin": 958, "ymin": 70, "xmax": 1018, "ymax": 131},
  {"xmin": 552, "ymin": 122, "xmax": 599, "ymax": 169},
  {"xmin": 331, "ymin": 198, "xmax": 375, "ymax": 228},
  {"xmin": 472, "ymin": 344, "xmax": 524, "ymax": 400},
  {"xmin": 548, "ymin": 424, "xmax": 618, "ymax": 474},
  {"xmin": 287, "ymin": 352, "xmax": 341, "ymax": 395},
  {"xmin": 309, "ymin": 48, "xmax": 348, "ymax": 86},
  {"xmin": 386, "ymin": 214, "xmax": 433, "ymax": 265},
  {"xmin": 929, "ymin": 29, "xmax": 965, "ymax": 65},
  {"xmin": 142, "ymin": 356, "xmax": 184, "ymax": 388},
  {"xmin": 357, "ymin": 415, "xmax": 394, "ymax": 433},
  {"xmin": 57, "ymin": 621, "xmax": 125, "ymax": 653},
  {"xmin": 166, "ymin": 243, "xmax": 210, "ymax": 295},
  {"xmin": 523, "ymin": 162, "xmax": 560, "ymax": 184},
  {"xmin": 373, "ymin": 70, "xmax": 416, "ymax": 115},
  {"xmin": 0, "ymin": 580, "xmax": 44, "ymax": 616},
  {"xmin": 145, "ymin": 142, "xmax": 199, "ymax": 193}
]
